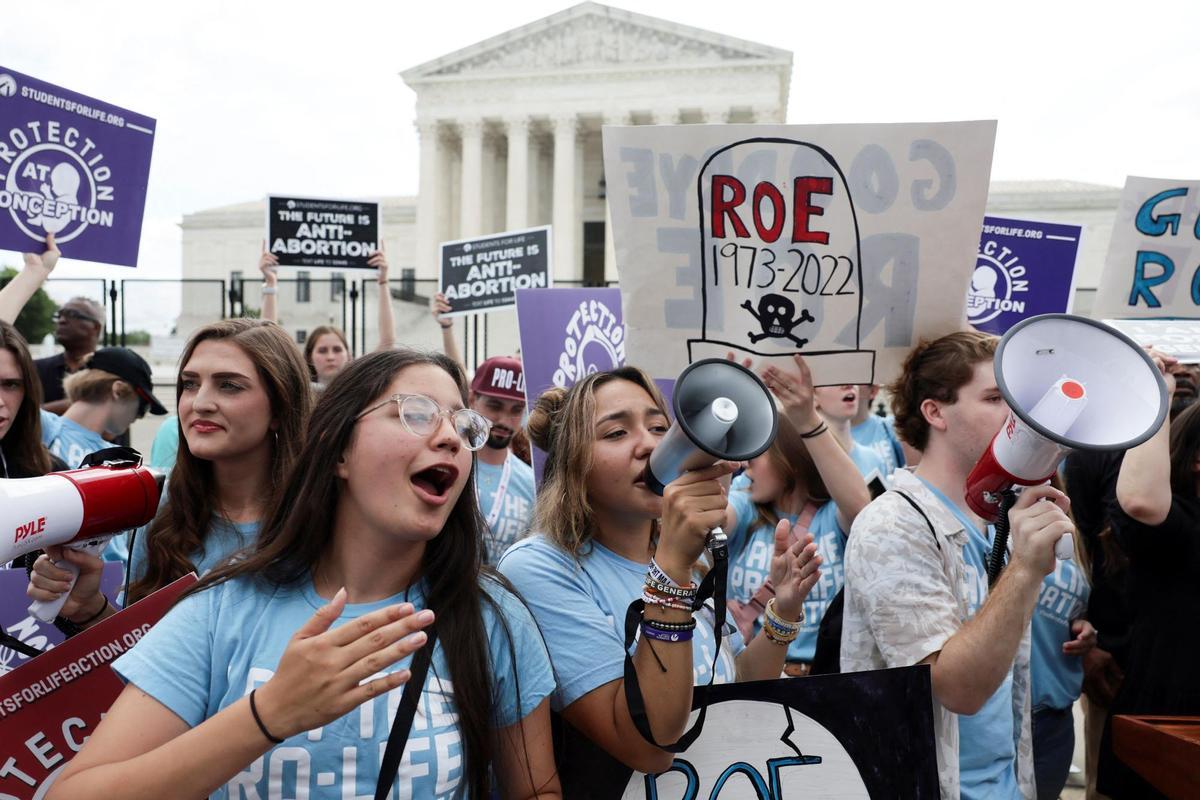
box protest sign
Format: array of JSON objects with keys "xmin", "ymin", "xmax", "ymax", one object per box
[
  {"xmin": 967, "ymin": 216, "xmax": 1082, "ymax": 335},
  {"xmin": 0, "ymin": 67, "xmax": 156, "ymax": 268},
  {"xmin": 603, "ymin": 122, "xmax": 996, "ymax": 387},
  {"xmin": 1103, "ymin": 319, "xmax": 1200, "ymax": 363},
  {"xmin": 267, "ymin": 195, "xmax": 379, "ymax": 269},
  {"xmin": 1093, "ymin": 176, "xmax": 1200, "ymax": 319},
  {"xmin": 515, "ymin": 286, "xmax": 626, "ymax": 481},
  {"xmin": 440, "ymin": 225, "xmax": 551, "ymax": 316},
  {"xmin": 1, "ymin": 563, "xmax": 124, "ymax": 677},
  {"xmin": 554, "ymin": 665, "xmax": 937, "ymax": 799},
  {"xmin": 0, "ymin": 574, "xmax": 195, "ymax": 799}
]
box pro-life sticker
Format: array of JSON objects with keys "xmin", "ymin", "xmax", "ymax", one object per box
[{"xmin": 0, "ymin": 67, "xmax": 155, "ymax": 268}]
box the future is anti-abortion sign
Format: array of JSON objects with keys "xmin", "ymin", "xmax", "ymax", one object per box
[
  {"xmin": 440, "ymin": 226, "xmax": 551, "ymax": 316},
  {"xmin": 267, "ymin": 195, "xmax": 379, "ymax": 269},
  {"xmin": 1093, "ymin": 176, "xmax": 1200, "ymax": 319},
  {"xmin": 603, "ymin": 122, "xmax": 996, "ymax": 387},
  {"xmin": 0, "ymin": 67, "xmax": 156, "ymax": 267}
]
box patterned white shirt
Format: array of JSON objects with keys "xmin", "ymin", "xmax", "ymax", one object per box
[{"xmin": 840, "ymin": 468, "xmax": 1034, "ymax": 799}]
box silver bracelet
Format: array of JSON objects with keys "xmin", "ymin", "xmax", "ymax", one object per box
[{"xmin": 261, "ymin": 285, "xmax": 277, "ymax": 295}]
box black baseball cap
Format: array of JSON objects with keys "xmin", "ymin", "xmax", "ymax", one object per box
[{"xmin": 86, "ymin": 348, "xmax": 168, "ymax": 415}]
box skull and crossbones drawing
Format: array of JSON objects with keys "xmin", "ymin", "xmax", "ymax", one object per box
[{"xmin": 741, "ymin": 293, "xmax": 815, "ymax": 347}]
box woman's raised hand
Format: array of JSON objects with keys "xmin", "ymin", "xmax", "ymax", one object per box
[
  {"xmin": 767, "ymin": 521, "xmax": 821, "ymax": 622},
  {"xmin": 761, "ymin": 354, "xmax": 820, "ymax": 431},
  {"xmin": 253, "ymin": 589, "xmax": 435, "ymax": 739}
]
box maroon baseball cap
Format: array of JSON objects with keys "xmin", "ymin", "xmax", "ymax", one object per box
[{"xmin": 470, "ymin": 356, "xmax": 525, "ymax": 402}]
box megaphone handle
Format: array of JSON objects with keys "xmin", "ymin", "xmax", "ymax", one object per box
[
  {"xmin": 1056, "ymin": 532, "xmax": 1075, "ymax": 561},
  {"xmin": 28, "ymin": 538, "xmax": 109, "ymax": 624},
  {"xmin": 705, "ymin": 526, "xmax": 728, "ymax": 554}
]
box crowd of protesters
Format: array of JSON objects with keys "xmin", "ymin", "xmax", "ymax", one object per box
[{"xmin": 1, "ymin": 232, "xmax": 1195, "ymax": 800}]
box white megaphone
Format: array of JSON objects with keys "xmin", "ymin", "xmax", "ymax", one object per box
[
  {"xmin": 1, "ymin": 464, "xmax": 164, "ymax": 621},
  {"xmin": 645, "ymin": 359, "xmax": 779, "ymax": 550},
  {"xmin": 966, "ymin": 314, "xmax": 1168, "ymax": 575}
]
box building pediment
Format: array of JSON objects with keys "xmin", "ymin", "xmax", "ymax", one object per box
[{"xmin": 401, "ymin": 2, "xmax": 790, "ymax": 83}]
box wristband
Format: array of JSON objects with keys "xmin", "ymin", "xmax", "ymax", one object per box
[
  {"xmin": 799, "ymin": 421, "xmax": 827, "ymax": 439},
  {"xmin": 261, "ymin": 285, "xmax": 278, "ymax": 296},
  {"xmin": 438, "ymin": 320, "xmax": 453, "ymax": 329},
  {"xmin": 249, "ymin": 689, "xmax": 285, "ymax": 744},
  {"xmin": 641, "ymin": 623, "xmax": 694, "ymax": 643},
  {"xmin": 72, "ymin": 595, "xmax": 110, "ymax": 627},
  {"xmin": 641, "ymin": 617, "xmax": 697, "ymax": 632}
]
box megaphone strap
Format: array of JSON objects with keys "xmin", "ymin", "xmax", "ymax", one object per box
[{"xmin": 622, "ymin": 543, "xmax": 728, "ymax": 753}]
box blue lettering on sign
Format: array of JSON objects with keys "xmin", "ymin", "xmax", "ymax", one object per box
[
  {"xmin": 1128, "ymin": 250, "xmax": 1175, "ymax": 307},
  {"xmin": 1134, "ymin": 187, "xmax": 1189, "ymax": 236}
]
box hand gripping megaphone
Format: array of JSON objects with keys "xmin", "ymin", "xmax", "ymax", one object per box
[
  {"xmin": 2, "ymin": 462, "xmax": 164, "ymax": 622},
  {"xmin": 966, "ymin": 314, "xmax": 1168, "ymax": 582},
  {"xmin": 644, "ymin": 358, "xmax": 779, "ymax": 551}
]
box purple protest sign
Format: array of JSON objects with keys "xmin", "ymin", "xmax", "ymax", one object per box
[
  {"xmin": 0, "ymin": 562, "xmax": 123, "ymax": 676},
  {"xmin": 515, "ymin": 287, "xmax": 627, "ymax": 482},
  {"xmin": 0, "ymin": 67, "xmax": 156, "ymax": 267},
  {"xmin": 967, "ymin": 216, "xmax": 1083, "ymax": 335}
]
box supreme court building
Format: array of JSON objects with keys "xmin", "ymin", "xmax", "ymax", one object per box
[{"xmin": 177, "ymin": 2, "xmax": 1120, "ymax": 359}]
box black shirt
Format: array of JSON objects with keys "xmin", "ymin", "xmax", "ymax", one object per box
[{"xmin": 34, "ymin": 352, "xmax": 70, "ymax": 404}]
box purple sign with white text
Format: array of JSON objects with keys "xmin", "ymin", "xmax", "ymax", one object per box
[
  {"xmin": 516, "ymin": 287, "xmax": 627, "ymax": 482},
  {"xmin": 0, "ymin": 67, "xmax": 156, "ymax": 267},
  {"xmin": 0, "ymin": 562, "xmax": 123, "ymax": 676},
  {"xmin": 967, "ymin": 216, "xmax": 1083, "ymax": 335}
]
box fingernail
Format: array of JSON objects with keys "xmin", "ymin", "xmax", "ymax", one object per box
[
  {"xmin": 410, "ymin": 631, "xmax": 428, "ymax": 644},
  {"xmin": 417, "ymin": 609, "xmax": 435, "ymax": 623},
  {"xmin": 334, "ymin": 587, "xmax": 347, "ymax": 602}
]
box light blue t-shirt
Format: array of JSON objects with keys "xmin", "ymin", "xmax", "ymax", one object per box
[
  {"xmin": 1031, "ymin": 557, "xmax": 1091, "ymax": 710},
  {"xmin": 726, "ymin": 474, "xmax": 844, "ymax": 662},
  {"xmin": 498, "ymin": 534, "xmax": 745, "ymax": 710},
  {"xmin": 39, "ymin": 409, "xmax": 108, "ymax": 468},
  {"xmin": 849, "ymin": 440, "xmax": 889, "ymax": 490},
  {"xmin": 113, "ymin": 574, "xmax": 553, "ymax": 799},
  {"xmin": 917, "ymin": 477, "xmax": 1019, "ymax": 800},
  {"xmin": 149, "ymin": 415, "xmax": 180, "ymax": 470},
  {"xmin": 474, "ymin": 452, "xmax": 536, "ymax": 564},
  {"xmin": 851, "ymin": 414, "xmax": 905, "ymax": 477}
]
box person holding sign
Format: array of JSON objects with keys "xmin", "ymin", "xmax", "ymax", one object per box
[
  {"xmin": 0, "ymin": 321, "xmax": 65, "ymax": 482},
  {"xmin": 499, "ymin": 366, "xmax": 821, "ymax": 784},
  {"xmin": 841, "ymin": 332, "xmax": 1074, "ymax": 800},
  {"xmin": 258, "ymin": 241, "xmax": 397, "ymax": 389},
  {"xmin": 47, "ymin": 350, "xmax": 559, "ymax": 800},
  {"xmin": 468, "ymin": 355, "xmax": 536, "ymax": 563},
  {"xmin": 725, "ymin": 355, "xmax": 871, "ymax": 677},
  {"xmin": 26, "ymin": 320, "xmax": 312, "ymax": 631},
  {"xmin": 1098, "ymin": 353, "xmax": 1200, "ymax": 798}
]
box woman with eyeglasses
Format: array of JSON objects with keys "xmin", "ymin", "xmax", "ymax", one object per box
[
  {"xmin": 47, "ymin": 349, "xmax": 560, "ymax": 800},
  {"xmin": 0, "ymin": 320, "xmax": 66, "ymax": 484},
  {"xmin": 27, "ymin": 319, "xmax": 312, "ymax": 633}
]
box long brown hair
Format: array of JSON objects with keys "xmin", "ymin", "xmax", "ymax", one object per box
[
  {"xmin": 527, "ymin": 366, "xmax": 668, "ymax": 558},
  {"xmin": 303, "ymin": 325, "xmax": 349, "ymax": 381},
  {"xmin": 0, "ymin": 321, "xmax": 50, "ymax": 475},
  {"xmin": 128, "ymin": 319, "xmax": 311, "ymax": 602},
  {"xmin": 191, "ymin": 349, "xmax": 518, "ymax": 798},
  {"xmin": 1168, "ymin": 401, "xmax": 1200, "ymax": 498},
  {"xmin": 751, "ymin": 415, "xmax": 831, "ymax": 530}
]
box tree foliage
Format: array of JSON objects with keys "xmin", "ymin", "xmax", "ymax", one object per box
[{"xmin": 0, "ymin": 266, "xmax": 57, "ymax": 344}]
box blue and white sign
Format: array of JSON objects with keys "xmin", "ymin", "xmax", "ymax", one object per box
[{"xmin": 967, "ymin": 216, "xmax": 1083, "ymax": 335}]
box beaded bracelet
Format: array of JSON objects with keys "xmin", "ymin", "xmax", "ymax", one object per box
[
  {"xmin": 641, "ymin": 623, "xmax": 694, "ymax": 643},
  {"xmin": 641, "ymin": 617, "xmax": 697, "ymax": 632},
  {"xmin": 765, "ymin": 597, "xmax": 803, "ymax": 629},
  {"xmin": 763, "ymin": 626, "xmax": 798, "ymax": 645},
  {"xmin": 642, "ymin": 592, "xmax": 694, "ymax": 612}
]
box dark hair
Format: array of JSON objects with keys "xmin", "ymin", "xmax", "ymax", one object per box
[
  {"xmin": 1168, "ymin": 401, "xmax": 1200, "ymax": 497},
  {"xmin": 0, "ymin": 321, "xmax": 50, "ymax": 475},
  {"xmin": 128, "ymin": 319, "xmax": 311, "ymax": 603},
  {"xmin": 303, "ymin": 325, "xmax": 349, "ymax": 381},
  {"xmin": 191, "ymin": 348, "xmax": 515, "ymax": 798},
  {"xmin": 888, "ymin": 331, "xmax": 998, "ymax": 451},
  {"xmin": 751, "ymin": 415, "xmax": 830, "ymax": 530}
]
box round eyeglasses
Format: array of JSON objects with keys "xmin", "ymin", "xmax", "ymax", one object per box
[{"xmin": 356, "ymin": 393, "xmax": 492, "ymax": 451}]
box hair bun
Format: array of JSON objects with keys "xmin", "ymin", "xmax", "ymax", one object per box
[{"xmin": 526, "ymin": 387, "xmax": 567, "ymax": 452}]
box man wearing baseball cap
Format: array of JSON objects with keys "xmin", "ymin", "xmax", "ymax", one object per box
[{"xmin": 469, "ymin": 355, "xmax": 536, "ymax": 563}]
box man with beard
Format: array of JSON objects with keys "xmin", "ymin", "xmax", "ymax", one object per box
[
  {"xmin": 469, "ymin": 355, "xmax": 536, "ymax": 563},
  {"xmin": 36, "ymin": 296, "xmax": 105, "ymax": 415}
]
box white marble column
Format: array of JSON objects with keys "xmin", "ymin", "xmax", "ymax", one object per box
[
  {"xmin": 505, "ymin": 117, "xmax": 530, "ymax": 231},
  {"xmin": 551, "ymin": 114, "xmax": 578, "ymax": 280},
  {"xmin": 415, "ymin": 119, "xmax": 444, "ymax": 272},
  {"xmin": 459, "ymin": 119, "xmax": 484, "ymax": 239},
  {"xmin": 602, "ymin": 113, "xmax": 633, "ymax": 281}
]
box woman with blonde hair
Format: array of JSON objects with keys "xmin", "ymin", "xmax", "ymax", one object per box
[{"xmin": 499, "ymin": 364, "xmax": 821, "ymax": 790}]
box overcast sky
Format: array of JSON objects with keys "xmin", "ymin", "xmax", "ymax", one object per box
[{"xmin": 5, "ymin": 0, "xmax": 1199, "ymax": 290}]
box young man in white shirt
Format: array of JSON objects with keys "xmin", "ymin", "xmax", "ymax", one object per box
[{"xmin": 841, "ymin": 331, "xmax": 1075, "ymax": 799}]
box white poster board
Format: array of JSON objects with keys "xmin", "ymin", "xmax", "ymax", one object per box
[
  {"xmin": 1093, "ymin": 176, "xmax": 1200, "ymax": 319},
  {"xmin": 603, "ymin": 122, "xmax": 997, "ymax": 386}
]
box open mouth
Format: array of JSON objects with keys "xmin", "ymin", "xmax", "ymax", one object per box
[
  {"xmin": 842, "ymin": 391, "xmax": 857, "ymax": 403},
  {"xmin": 412, "ymin": 464, "xmax": 459, "ymax": 499}
]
